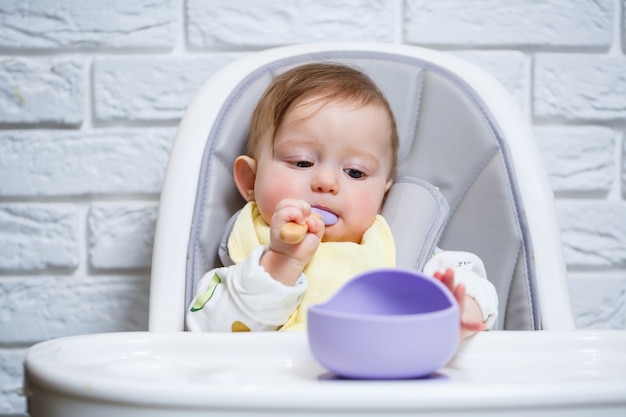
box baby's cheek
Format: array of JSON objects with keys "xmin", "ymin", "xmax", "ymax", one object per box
[
  {"xmin": 253, "ymin": 189, "xmax": 281, "ymax": 224},
  {"xmin": 255, "ymin": 181, "xmax": 294, "ymax": 224}
]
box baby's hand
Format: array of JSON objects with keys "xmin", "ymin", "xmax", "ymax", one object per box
[
  {"xmin": 433, "ymin": 268, "xmax": 486, "ymax": 339},
  {"xmin": 261, "ymin": 199, "xmax": 324, "ymax": 286},
  {"xmin": 271, "ymin": 199, "xmax": 325, "ymax": 250}
]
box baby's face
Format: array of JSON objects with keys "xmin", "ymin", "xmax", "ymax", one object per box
[{"xmin": 252, "ymin": 98, "xmax": 393, "ymax": 243}]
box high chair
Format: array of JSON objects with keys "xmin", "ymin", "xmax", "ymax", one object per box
[
  {"xmin": 149, "ymin": 42, "xmax": 573, "ymax": 331},
  {"xmin": 23, "ymin": 43, "xmax": 626, "ymax": 417}
]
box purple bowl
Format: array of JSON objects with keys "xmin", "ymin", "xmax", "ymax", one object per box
[{"xmin": 307, "ymin": 268, "xmax": 460, "ymax": 379}]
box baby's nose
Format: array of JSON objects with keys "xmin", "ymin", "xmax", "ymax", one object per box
[{"xmin": 312, "ymin": 168, "xmax": 338, "ymax": 194}]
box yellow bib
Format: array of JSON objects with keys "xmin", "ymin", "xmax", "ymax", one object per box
[{"xmin": 228, "ymin": 202, "xmax": 396, "ymax": 331}]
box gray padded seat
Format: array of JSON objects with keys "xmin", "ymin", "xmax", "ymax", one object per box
[{"xmin": 186, "ymin": 51, "xmax": 540, "ymax": 330}]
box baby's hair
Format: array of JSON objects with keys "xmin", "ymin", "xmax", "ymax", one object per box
[{"xmin": 247, "ymin": 62, "xmax": 399, "ymax": 178}]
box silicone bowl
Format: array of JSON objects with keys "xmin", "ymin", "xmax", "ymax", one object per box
[{"xmin": 307, "ymin": 268, "xmax": 460, "ymax": 379}]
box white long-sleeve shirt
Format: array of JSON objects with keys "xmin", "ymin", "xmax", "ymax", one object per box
[{"xmin": 186, "ymin": 245, "xmax": 498, "ymax": 332}]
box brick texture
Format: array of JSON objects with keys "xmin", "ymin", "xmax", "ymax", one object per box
[
  {"xmin": 0, "ymin": 275, "xmax": 149, "ymax": 345},
  {"xmin": 405, "ymin": 0, "xmax": 613, "ymax": 47},
  {"xmin": 0, "ymin": 204, "xmax": 79, "ymax": 271},
  {"xmin": 94, "ymin": 55, "xmax": 242, "ymax": 122},
  {"xmin": 0, "ymin": 349, "xmax": 27, "ymax": 414},
  {"xmin": 568, "ymin": 273, "xmax": 626, "ymax": 329},
  {"xmin": 557, "ymin": 201, "xmax": 626, "ymax": 267},
  {"xmin": 535, "ymin": 54, "xmax": 626, "ymax": 121},
  {"xmin": 0, "ymin": 0, "xmax": 177, "ymax": 50},
  {"xmin": 0, "ymin": 129, "xmax": 174, "ymax": 196},
  {"xmin": 534, "ymin": 126, "xmax": 615, "ymax": 194},
  {"xmin": 0, "ymin": 58, "xmax": 84, "ymax": 126},
  {"xmin": 88, "ymin": 203, "xmax": 158, "ymax": 270},
  {"xmin": 187, "ymin": 0, "xmax": 397, "ymax": 48}
]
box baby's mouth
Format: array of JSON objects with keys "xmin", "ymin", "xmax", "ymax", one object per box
[{"xmin": 311, "ymin": 207, "xmax": 338, "ymax": 226}]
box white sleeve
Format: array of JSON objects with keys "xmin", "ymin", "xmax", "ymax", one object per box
[
  {"xmin": 423, "ymin": 249, "xmax": 499, "ymax": 329},
  {"xmin": 186, "ymin": 245, "xmax": 307, "ymax": 332}
]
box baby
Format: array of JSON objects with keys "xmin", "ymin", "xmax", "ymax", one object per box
[{"xmin": 186, "ymin": 62, "xmax": 498, "ymax": 336}]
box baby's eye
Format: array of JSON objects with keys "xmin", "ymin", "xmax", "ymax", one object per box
[
  {"xmin": 344, "ymin": 168, "xmax": 366, "ymax": 179},
  {"xmin": 294, "ymin": 160, "xmax": 313, "ymax": 168}
]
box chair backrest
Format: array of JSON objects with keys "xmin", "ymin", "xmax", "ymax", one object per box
[{"xmin": 149, "ymin": 43, "xmax": 574, "ymax": 332}]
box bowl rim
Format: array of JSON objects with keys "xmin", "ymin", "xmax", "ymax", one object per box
[
  {"xmin": 307, "ymin": 268, "xmax": 460, "ymax": 323},
  {"xmin": 307, "ymin": 302, "xmax": 459, "ymax": 323}
]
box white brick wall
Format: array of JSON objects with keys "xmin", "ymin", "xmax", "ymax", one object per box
[
  {"xmin": 405, "ymin": 0, "xmax": 614, "ymax": 46},
  {"xmin": 1, "ymin": 0, "xmax": 625, "ymax": 414},
  {"xmin": 186, "ymin": 0, "xmax": 399, "ymax": 47},
  {"xmin": 535, "ymin": 54, "xmax": 626, "ymax": 120},
  {"xmin": 0, "ymin": 58, "xmax": 84, "ymax": 125}
]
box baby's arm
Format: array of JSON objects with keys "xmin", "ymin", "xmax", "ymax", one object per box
[
  {"xmin": 186, "ymin": 245, "xmax": 307, "ymax": 332},
  {"xmin": 423, "ymin": 250, "xmax": 499, "ymax": 337}
]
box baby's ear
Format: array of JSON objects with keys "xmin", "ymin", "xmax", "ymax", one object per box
[
  {"xmin": 233, "ymin": 156, "xmax": 257, "ymax": 201},
  {"xmin": 385, "ymin": 179, "xmax": 393, "ymax": 193}
]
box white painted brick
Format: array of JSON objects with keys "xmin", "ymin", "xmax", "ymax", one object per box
[
  {"xmin": 88, "ymin": 203, "xmax": 158, "ymax": 270},
  {"xmin": 0, "ymin": 275, "xmax": 149, "ymax": 345},
  {"xmin": 621, "ymin": 0, "xmax": 626, "ymax": 52},
  {"xmin": 568, "ymin": 273, "xmax": 625, "ymax": 329},
  {"xmin": 0, "ymin": 349, "xmax": 27, "ymax": 414},
  {"xmin": 0, "ymin": 57, "xmax": 84, "ymax": 126},
  {"xmin": 451, "ymin": 50, "xmax": 528, "ymax": 110},
  {"xmin": 93, "ymin": 55, "xmax": 242, "ymax": 122},
  {"xmin": 405, "ymin": 0, "xmax": 613, "ymax": 47},
  {"xmin": 535, "ymin": 54, "xmax": 626, "ymax": 121},
  {"xmin": 534, "ymin": 126, "xmax": 615, "ymax": 194},
  {"xmin": 556, "ymin": 201, "xmax": 626, "ymax": 267},
  {"xmin": 187, "ymin": 0, "xmax": 397, "ymax": 48},
  {"xmin": 623, "ymin": 135, "xmax": 626, "ymax": 197},
  {"xmin": 0, "ymin": 128, "xmax": 174, "ymax": 197},
  {"xmin": 0, "ymin": 204, "xmax": 79, "ymax": 271},
  {"xmin": 0, "ymin": 0, "xmax": 176, "ymax": 50}
]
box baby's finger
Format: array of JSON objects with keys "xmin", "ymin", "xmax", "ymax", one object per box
[
  {"xmin": 462, "ymin": 319, "xmax": 486, "ymax": 332},
  {"xmin": 454, "ymin": 282, "xmax": 466, "ymax": 311},
  {"xmin": 275, "ymin": 199, "xmax": 310, "ymax": 217},
  {"xmin": 305, "ymin": 212, "xmax": 325, "ymax": 234},
  {"xmin": 276, "ymin": 204, "xmax": 308, "ymax": 224},
  {"xmin": 434, "ymin": 268, "xmax": 455, "ymax": 292}
]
